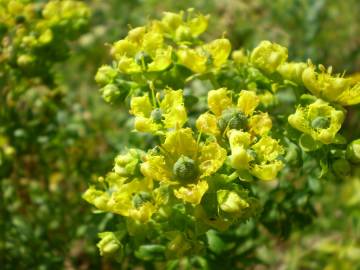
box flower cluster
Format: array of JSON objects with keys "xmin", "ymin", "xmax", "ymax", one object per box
[
  {"xmin": 86, "ymin": 10, "xmax": 360, "ymax": 262},
  {"xmin": 0, "ymin": 0, "xmax": 90, "ymax": 81}
]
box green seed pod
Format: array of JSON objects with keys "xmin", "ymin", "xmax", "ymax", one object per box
[
  {"xmin": 173, "ymin": 155, "xmax": 198, "ymax": 182},
  {"xmin": 311, "ymin": 116, "xmax": 330, "ymax": 129},
  {"xmin": 332, "ymin": 159, "xmax": 351, "ymax": 178},
  {"xmin": 132, "ymin": 191, "xmax": 153, "ymax": 208},
  {"xmin": 346, "ymin": 139, "xmax": 360, "ymax": 164},
  {"xmin": 151, "ymin": 108, "xmax": 163, "ymax": 123},
  {"xmin": 217, "ymin": 109, "xmax": 248, "ymax": 132},
  {"xmin": 135, "ymin": 51, "xmax": 152, "ymax": 68}
]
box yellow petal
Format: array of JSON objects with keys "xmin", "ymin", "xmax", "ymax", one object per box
[
  {"xmin": 228, "ymin": 130, "xmax": 252, "ymax": 149},
  {"xmin": 196, "ymin": 112, "xmax": 220, "ymax": 136},
  {"xmin": 174, "ymin": 180, "xmax": 208, "ymax": 204},
  {"xmin": 134, "ymin": 117, "xmax": 159, "ymax": 133},
  {"xmin": 112, "ymin": 39, "xmax": 137, "ymax": 58},
  {"xmin": 177, "ymin": 47, "xmax": 207, "ymax": 74},
  {"xmin": 208, "ymin": 88, "xmax": 233, "ymax": 116},
  {"xmin": 162, "ymin": 128, "xmax": 198, "ymax": 159},
  {"xmin": 142, "ymin": 31, "xmax": 163, "ymax": 55},
  {"xmin": 249, "ymin": 113, "xmax": 272, "ymax": 135},
  {"xmin": 250, "ymin": 161, "xmax": 284, "ymax": 181},
  {"xmin": 198, "ymin": 142, "xmax": 227, "ymax": 177},
  {"xmin": 118, "ymin": 56, "xmax": 141, "ymax": 74},
  {"xmin": 140, "ymin": 155, "xmax": 172, "ymax": 183},
  {"xmin": 129, "ymin": 202, "xmax": 157, "ymax": 223},
  {"xmin": 147, "ymin": 46, "xmax": 172, "ymax": 72},
  {"xmin": 202, "ymin": 38, "xmax": 231, "ymax": 68},
  {"xmin": 130, "ymin": 95, "xmax": 153, "ymax": 117},
  {"xmin": 160, "ymin": 89, "xmax": 187, "ymax": 128},
  {"xmin": 237, "ymin": 90, "xmax": 260, "ymax": 116},
  {"xmin": 252, "ymin": 136, "xmax": 284, "ymax": 162},
  {"xmin": 127, "ymin": 26, "xmax": 146, "ymax": 44},
  {"xmin": 229, "ymin": 146, "xmax": 252, "ymax": 170},
  {"xmin": 83, "ymin": 186, "xmax": 110, "ymax": 211}
]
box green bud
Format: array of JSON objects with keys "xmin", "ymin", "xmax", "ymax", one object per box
[
  {"xmin": 97, "ymin": 232, "xmax": 123, "ymax": 257},
  {"xmin": 311, "ymin": 116, "xmax": 330, "ymax": 129},
  {"xmin": 100, "ymin": 84, "xmax": 120, "ymax": 103},
  {"xmin": 346, "ymin": 139, "xmax": 360, "ymax": 164},
  {"xmin": 114, "ymin": 149, "xmax": 141, "ymax": 176},
  {"xmin": 95, "ymin": 65, "xmax": 118, "ymax": 86},
  {"xmin": 217, "ymin": 109, "xmax": 247, "ymax": 132},
  {"xmin": 217, "ymin": 190, "xmax": 249, "ymax": 214},
  {"xmin": 151, "ymin": 108, "xmax": 163, "ymax": 123},
  {"xmin": 173, "ymin": 155, "xmax": 198, "ymax": 182},
  {"xmin": 332, "ymin": 159, "xmax": 351, "ymax": 178}
]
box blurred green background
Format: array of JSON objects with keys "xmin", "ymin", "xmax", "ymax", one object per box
[{"xmin": 1, "ymin": 0, "xmax": 359, "ymax": 269}]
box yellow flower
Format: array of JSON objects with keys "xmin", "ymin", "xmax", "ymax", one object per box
[
  {"xmin": 199, "ymin": 88, "xmax": 271, "ymax": 137},
  {"xmin": 141, "ymin": 128, "xmax": 227, "ymax": 204},
  {"xmin": 288, "ymin": 98, "xmax": 345, "ymax": 144},
  {"xmin": 250, "ymin": 40, "xmax": 288, "ymax": 73},
  {"xmin": 111, "ymin": 25, "xmax": 172, "ymax": 74},
  {"xmin": 227, "ymin": 130, "xmax": 284, "ymax": 180},
  {"xmin": 228, "ymin": 130, "xmax": 253, "ymax": 170},
  {"xmin": 129, "ymin": 89, "xmax": 187, "ymax": 133},
  {"xmin": 160, "ymin": 10, "xmax": 209, "ymax": 43},
  {"xmin": 208, "ymin": 88, "xmax": 233, "ymax": 116},
  {"xmin": 176, "ymin": 38, "xmax": 231, "ymax": 74},
  {"xmin": 196, "ymin": 112, "xmax": 220, "ymax": 136},
  {"xmin": 83, "ymin": 175, "xmax": 160, "ymax": 223},
  {"xmin": 237, "ymin": 90, "xmax": 260, "ymax": 116},
  {"xmin": 302, "ymin": 65, "xmax": 360, "ymax": 106},
  {"xmin": 249, "ymin": 113, "xmax": 272, "ymax": 136},
  {"xmin": 250, "ymin": 136, "xmax": 284, "ymax": 180}
]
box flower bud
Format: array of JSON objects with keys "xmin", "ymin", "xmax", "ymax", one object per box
[
  {"xmin": 95, "ymin": 65, "xmax": 117, "ymax": 86},
  {"xmin": 97, "ymin": 232, "xmax": 123, "ymax": 257},
  {"xmin": 250, "ymin": 40, "xmax": 288, "ymax": 73},
  {"xmin": 346, "ymin": 139, "xmax": 360, "ymax": 164},
  {"xmin": 332, "ymin": 159, "xmax": 351, "ymax": 178},
  {"xmin": 217, "ymin": 190, "xmax": 249, "ymax": 214},
  {"xmin": 230, "ymin": 146, "xmax": 251, "ymax": 170},
  {"xmin": 232, "ymin": 49, "xmax": 248, "ymax": 64},
  {"xmin": 100, "ymin": 84, "xmax": 120, "ymax": 103},
  {"xmin": 277, "ymin": 62, "xmax": 307, "ymax": 84},
  {"xmin": 114, "ymin": 149, "xmax": 141, "ymax": 176}
]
